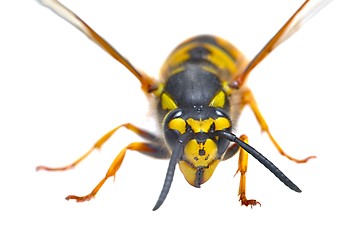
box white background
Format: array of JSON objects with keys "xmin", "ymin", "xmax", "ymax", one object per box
[{"xmin": 1, "ymin": 0, "xmax": 355, "ymax": 239}]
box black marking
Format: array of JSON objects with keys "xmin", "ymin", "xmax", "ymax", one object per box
[
  {"xmin": 213, "ymin": 130, "xmax": 302, "ymax": 193},
  {"xmin": 209, "ymin": 122, "xmax": 216, "ymax": 133},
  {"xmin": 164, "ymin": 68, "xmax": 222, "ymax": 107},
  {"xmin": 183, "ymin": 35, "xmax": 237, "ymax": 62},
  {"xmin": 188, "ymin": 46, "xmax": 211, "ymax": 59},
  {"xmin": 194, "ymin": 105, "xmax": 203, "ymax": 112},
  {"xmin": 199, "ymin": 149, "xmax": 206, "ymax": 156},
  {"xmin": 194, "ymin": 167, "xmax": 204, "ymax": 188}
]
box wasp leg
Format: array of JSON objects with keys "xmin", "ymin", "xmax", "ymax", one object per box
[
  {"xmin": 235, "ymin": 135, "xmax": 261, "ymax": 207},
  {"xmin": 36, "ymin": 123, "xmax": 158, "ymax": 171},
  {"xmin": 242, "ymin": 88, "xmax": 315, "ymax": 163},
  {"xmin": 66, "ymin": 142, "xmax": 168, "ymax": 202}
]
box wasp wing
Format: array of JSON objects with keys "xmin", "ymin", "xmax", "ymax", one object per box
[
  {"xmin": 233, "ymin": 0, "xmax": 333, "ymax": 87},
  {"xmin": 36, "ymin": 0, "xmax": 156, "ymax": 92}
]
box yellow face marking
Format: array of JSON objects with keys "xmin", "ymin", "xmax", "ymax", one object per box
[
  {"xmin": 202, "ymin": 160, "xmax": 219, "ymax": 183},
  {"xmin": 186, "ymin": 117, "xmax": 230, "ymax": 133},
  {"xmin": 184, "ymin": 139, "xmax": 217, "ymax": 166},
  {"xmin": 161, "ymin": 93, "xmax": 177, "ymax": 110},
  {"xmin": 179, "ymin": 139, "xmax": 220, "ymax": 186},
  {"xmin": 209, "ymin": 90, "xmax": 226, "ymax": 108},
  {"xmin": 178, "ymin": 161, "xmax": 196, "ymax": 186},
  {"xmin": 186, "ymin": 118, "xmax": 214, "ymax": 133},
  {"xmin": 176, "ymin": 115, "xmax": 230, "ymax": 187},
  {"xmin": 168, "ymin": 118, "xmax": 186, "ymax": 134},
  {"xmin": 178, "ymin": 160, "xmax": 220, "ymax": 186},
  {"xmin": 215, "ymin": 117, "xmax": 231, "ymax": 130}
]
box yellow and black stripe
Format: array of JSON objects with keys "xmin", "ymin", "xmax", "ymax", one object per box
[
  {"xmin": 36, "ymin": 0, "xmax": 321, "ymax": 211},
  {"xmin": 156, "ymin": 35, "xmax": 249, "ymax": 187},
  {"xmin": 157, "ymin": 35, "xmax": 248, "ymax": 113}
]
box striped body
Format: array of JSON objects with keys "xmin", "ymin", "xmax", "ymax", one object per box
[
  {"xmin": 159, "ymin": 35, "xmax": 247, "ymax": 112},
  {"xmin": 157, "ymin": 35, "xmax": 248, "ymax": 187},
  {"xmin": 36, "ymin": 0, "xmax": 323, "ymax": 210}
]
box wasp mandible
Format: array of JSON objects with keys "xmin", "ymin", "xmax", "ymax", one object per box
[{"xmin": 36, "ymin": 0, "xmax": 331, "ymax": 210}]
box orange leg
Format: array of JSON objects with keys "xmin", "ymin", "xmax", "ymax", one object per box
[
  {"xmin": 36, "ymin": 123, "xmax": 157, "ymax": 171},
  {"xmin": 66, "ymin": 142, "xmax": 163, "ymax": 202},
  {"xmin": 234, "ymin": 134, "xmax": 261, "ymax": 207},
  {"xmin": 242, "ymin": 88, "xmax": 315, "ymax": 163}
]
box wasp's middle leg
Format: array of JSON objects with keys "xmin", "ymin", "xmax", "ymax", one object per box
[{"xmin": 241, "ymin": 88, "xmax": 315, "ymax": 163}]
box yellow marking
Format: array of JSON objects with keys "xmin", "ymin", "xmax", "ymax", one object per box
[
  {"xmin": 203, "ymin": 43, "xmax": 238, "ymax": 78},
  {"xmin": 160, "ymin": 36, "xmax": 249, "ymax": 84},
  {"xmin": 222, "ymin": 81, "xmax": 232, "ymax": 95},
  {"xmin": 178, "ymin": 160, "xmax": 220, "ymax": 186},
  {"xmin": 214, "ymin": 36, "xmax": 249, "ymax": 73},
  {"xmin": 178, "ymin": 161, "xmax": 196, "ymax": 186},
  {"xmin": 152, "ymin": 83, "xmax": 164, "ymax": 97},
  {"xmin": 186, "ymin": 118, "xmax": 214, "ymax": 133},
  {"xmin": 184, "ymin": 139, "xmax": 217, "ymax": 166},
  {"xmin": 168, "ymin": 118, "xmax": 186, "ymax": 134},
  {"xmin": 168, "ymin": 66, "xmax": 185, "ymax": 76},
  {"xmin": 161, "ymin": 42, "xmax": 200, "ymax": 77},
  {"xmin": 186, "ymin": 117, "xmax": 230, "ymax": 134},
  {"xmin": 202, "ymin": 160, "xmax": 219, "ymax": 183},
  {"xmin": 215, "ymin": 37, "xmax": 239, "ymax": 61},
  {"xmin": 215, "ymin": 117, "xmax": 231, "ymax": 130},
  {"xmin": 179, "ymin": 139, "xmax": 220, "ymax": 186},
  {"xmin": 161, "ymin": 40, "xmax": 242, "ymax": 80},
  {"xmin": 201, "ymin": 65, "xmax": 219, "ymax": 75},
  {"xmin": 209, "ymin": 90, "xmax": 226, "ymax": 108},
  {"xmin": 161, "ymin": 93, "xmax": 178, "ymax": 110}
]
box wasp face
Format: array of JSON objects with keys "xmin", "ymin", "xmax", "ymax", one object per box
[{"xmin": 163, "ymin": 106, "xmax": 231, "ymax": 187}]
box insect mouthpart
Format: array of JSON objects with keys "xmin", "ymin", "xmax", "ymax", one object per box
[{"xmin": 158, "ymin": 107, "xmax": 232, "ymax": 197}]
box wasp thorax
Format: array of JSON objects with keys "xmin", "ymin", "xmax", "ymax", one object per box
[{"xmin": 163, "ymin": 107, "xmax": 232, "ymax": 187}]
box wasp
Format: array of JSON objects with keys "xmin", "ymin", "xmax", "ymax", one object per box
[{"xmin": 36, "ymin": 0, "xmax": 331, "ymax": 210}]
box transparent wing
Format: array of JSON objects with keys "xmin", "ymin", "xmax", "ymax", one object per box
[
  {"xmin": 36, "ymin": 0, "xmax": 156, "ymax": 92},
  {"xmin": 232, "ymin": 0, "xmax": 333, "ymax": 88}
]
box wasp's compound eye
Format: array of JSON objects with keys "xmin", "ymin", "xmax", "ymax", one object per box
[{"xmin": 163, "ymin": 109, "xmax": 186, "ymax": 149}]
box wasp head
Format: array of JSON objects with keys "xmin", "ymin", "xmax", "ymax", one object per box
[{"xmin": 163, "ymin": 106, "xmax": 231, "ymax": 187}]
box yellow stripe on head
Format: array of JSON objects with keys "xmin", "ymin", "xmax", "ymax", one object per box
[
  {"xmin": 168, "ymin": 118, "xmax": 186, "ymax": 134},
  {"xmin": 186, "ymin": 118, "xmax": 214, "ymax": 133},
  {"xmin": 215, "ymin": 117, "xmax": 231, "ymax": 130}
]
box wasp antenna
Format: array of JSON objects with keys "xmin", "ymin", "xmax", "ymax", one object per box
[
  {"xmin": 214, "ymin": 131, "xmax": 301, "ymax": 193},
  {"xmin": 153, "ymin": 131, "xmax": 193, "ymax": 211}
]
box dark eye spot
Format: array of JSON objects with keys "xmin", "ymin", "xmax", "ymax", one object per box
[{"xmin": 199, "ymin": 149, "xmax": 206, "ymax": 156}]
